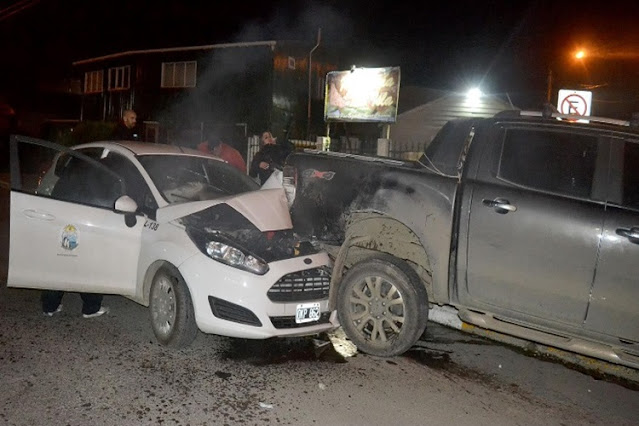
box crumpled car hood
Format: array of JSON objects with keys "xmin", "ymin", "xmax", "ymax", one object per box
[
  {"xmin": 155, "ymin": 188, "xmax": 292, "ymax": 231},
  {"xmin": 179, "ymin": 194, "xmax": 319, "ymax": 263}
]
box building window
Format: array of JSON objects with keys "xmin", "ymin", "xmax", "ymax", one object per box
[
  {"xmin": 161, "ymin": 61, "xmax": 197, "ymax": 88},
  {"xmin": 84, "ymin": 70, "xmax": 103, "ymax": 94},
  {"xmin": 288, "ymin": 57, "xmax": 296, "ymax": 70},
  {"xmin": 108, "ymin": 66, "xmax": 131, "ymax": 91}
]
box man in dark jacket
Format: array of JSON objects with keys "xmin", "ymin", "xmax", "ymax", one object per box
[
  {"xmin": 249, "ymin": 131, "xmax": 293, "ymax": 184},
  {"xmin": 112, "ymin": 109, "xmax": 140, "ymax": 141}
]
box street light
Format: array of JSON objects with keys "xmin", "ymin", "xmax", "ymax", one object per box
[{"xmin": 546, "ymin": 49, "xmax": 588, "ymax": 103}]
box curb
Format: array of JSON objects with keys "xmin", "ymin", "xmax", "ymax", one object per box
[{"xmin": 428, "ymin": 305, "xmax": 639, "ymax": 385}]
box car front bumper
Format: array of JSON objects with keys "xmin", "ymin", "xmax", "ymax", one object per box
[{"xmin": 179, "ymin": 251, "xmax": 339, "ymax": 339}]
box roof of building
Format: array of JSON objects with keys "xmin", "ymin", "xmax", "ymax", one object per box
[
  {"xmin": 390, "ymin": 90, "xmax": 518, "ymax": 148},
  {"xmin": 72, "ymin": 40, "xmax": 278, "ymax": 66}
]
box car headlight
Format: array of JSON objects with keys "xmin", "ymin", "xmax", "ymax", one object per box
[{"xmin": 204, "ymin": 240, "xmax": 269, "ymax": 275}]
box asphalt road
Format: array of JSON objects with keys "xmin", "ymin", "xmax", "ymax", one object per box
[
  {"xmin": 1, "ymin": 185, "xmax": 638, "ymax": 426},
  {"xmin": 1, "ymin": 286, "xmax": 639, "ymax": 426}
]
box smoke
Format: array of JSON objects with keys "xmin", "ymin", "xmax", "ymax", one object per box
[{"xmin": 155, "ymin": 2, "xmax": 360, "ymax": 145}]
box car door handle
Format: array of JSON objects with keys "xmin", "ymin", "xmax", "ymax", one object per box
[
  {"xmin": 23, "ymin": 209, "xmax": 55, "ymax": 221},
  {"xmin": 482, "ymin": 198, "xmax": 517, "ymax": 214},
  {"xmin": 616, "ymin": 227, "xmax": 639, "ymax": 243}
]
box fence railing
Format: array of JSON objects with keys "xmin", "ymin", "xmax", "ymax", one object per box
[
  {"xmin": 243, "ymin": 136, "xmax": 428, "ymax": 175},
  {"xmin": 306, "ymin": 137, "xmax": 427, "ymax": 161}
]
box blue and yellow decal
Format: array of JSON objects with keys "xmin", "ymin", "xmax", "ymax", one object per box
[{"xmin": 61, "ymin": 224, "xmax": 79, "ymax": 251}]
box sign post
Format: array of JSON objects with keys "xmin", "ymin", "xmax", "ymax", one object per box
[{"xmin": 557, "ymin": 89, "xmax": 592, "ymax": 122}]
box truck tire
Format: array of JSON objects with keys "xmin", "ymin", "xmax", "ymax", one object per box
[
  {"xmin": 149, "ymin": 266, "xmax": 198, "ymax": 348},
  {"xmin": 337, "ymin": 256, "xmax": 429, "ymax": 357}
]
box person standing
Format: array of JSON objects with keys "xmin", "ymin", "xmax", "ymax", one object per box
[
  {"xmin": 42, "ymin": 290, "xmax": 109, "ymax": 318},
  {"xmin": 112, "ymin": 109, "xmax": 140, "ymax": 141},
  {"xmin": 249, "ymin": 131, "xmax": 293, "ymax": 185},
  {"xmin": 208, "ymin": 134, "xmax": 247, "ymax": 173}
]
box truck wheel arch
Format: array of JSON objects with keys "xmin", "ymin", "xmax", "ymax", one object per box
[{"xmin": 328, "ymin": 215, "xmax": 433, "ymax": 309}]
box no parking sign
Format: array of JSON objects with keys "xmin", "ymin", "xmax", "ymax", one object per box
[{"xmin": 557, "ymin": 89, "xmax": 592, "ymax": 117}]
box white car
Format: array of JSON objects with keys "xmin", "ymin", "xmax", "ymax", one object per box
[{"xmin": 7, "ymin": 135, "xmax": 338, "ymax": 347}]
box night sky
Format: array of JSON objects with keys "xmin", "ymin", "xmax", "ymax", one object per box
[{"xmin": 2, "ymin": 0, "xmax": 639, "ymax": 117}]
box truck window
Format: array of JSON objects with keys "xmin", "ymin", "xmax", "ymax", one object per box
[
  {"xmin": 621, "ymin": 140, "xmax": 639, "ymax": 209},
  {"xmin": 497, "ymin": 128, "xmax": 599, "ymax": 199}
]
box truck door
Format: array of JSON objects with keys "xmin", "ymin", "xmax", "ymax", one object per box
[
  {"xmin": 585, "ymin": 136, "xmax": 639, "ymax": 344},
  {"xmin": 464, "ymin": 126, "xmax": 607, "ymax": 327}
]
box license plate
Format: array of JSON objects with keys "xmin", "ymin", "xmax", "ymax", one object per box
[{"xmin": 295, "ymin": 302, "xmax": 321, "ymax": 324}]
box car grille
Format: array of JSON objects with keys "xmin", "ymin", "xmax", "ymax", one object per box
[
  {"xmin": 267, "ymin": 267, "xmax": 331, "ymax": 302},
  {"xmin": 209, "ymin": 296, "xmax": 262, "ymax": 327},
  {"xmin": 270, "ymin": 312, "xmax": 332, "ymax": 329}
]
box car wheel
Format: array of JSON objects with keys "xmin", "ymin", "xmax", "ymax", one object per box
[
  {"xmin": 337, "ymin": 256, "xmax": 429, "ymax": 357},
  {"xmin": 149, "ymin": 266, "xmax": 198, "ymax": 348}
]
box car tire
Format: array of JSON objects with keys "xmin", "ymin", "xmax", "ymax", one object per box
[
  {"xmin": 149, "ymin": 266, "xmax": 198, "ymax": 348},
  {"xmin": 337, "ymin": 256, "xmax": 429, "ymax": 357}
]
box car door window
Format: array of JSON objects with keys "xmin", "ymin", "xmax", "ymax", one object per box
[
  {"xmin": 11, "ymin": 137, "xmax": 60, "ymax": 195},
  {"xmin": 100, "ymin": 152, "xmax": 157, "ymax": 218},
  {"xmin": 51, "ymin": 155, "xmax": 124, "ymax": 209},
  {"xmin": 10, "ymin": 136, "xmax": 125, "ymax": 210},
  {"xmin": 497, "ymin": 128, "xmax": 600, "ymax": 199}
]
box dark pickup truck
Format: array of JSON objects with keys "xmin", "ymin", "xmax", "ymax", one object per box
[{"xmin": 284, "ymin": 110, "xmax": 639, "ymax": 369}]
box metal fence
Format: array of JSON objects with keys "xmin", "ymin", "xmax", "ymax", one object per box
[
  {"xmin": 246, "ymin": 135, "xmax": 261, "ymax": 175},
  {"xmin": 297, "ymin": 136, "xmax": 427, "ymax": 161},
  {"xmin": 389, "ymin": 140, "xmax": 427, "ymax": 161}
]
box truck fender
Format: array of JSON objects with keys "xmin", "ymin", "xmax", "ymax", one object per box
[{"xmin": 327, "ymin": 215, "xmax": 433, "ymax": 310}]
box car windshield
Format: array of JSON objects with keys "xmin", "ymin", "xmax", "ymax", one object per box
[{"xmin": 138, "ymin": 154, "xmax": 259, "ymax": 204}]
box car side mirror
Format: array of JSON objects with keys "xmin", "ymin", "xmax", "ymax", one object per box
[
  {"xmin": 115, "ymin": 195, "xmax": 139, "ymax": 228},
  {"xmin": 114, "ymin": 195, "xmax": 138, "ymax": 213}
]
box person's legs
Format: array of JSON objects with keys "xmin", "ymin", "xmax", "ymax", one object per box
[
  {"xmin": 80, "ymin": 293, "xmax": 103, "ymax": 316},
  {"xmin": 41, "ymin": 290, "xmax": 64, "ymax": 314}
]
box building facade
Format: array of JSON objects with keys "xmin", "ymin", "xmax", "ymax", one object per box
[{"xmin": 72, "ymin": 40, "xmax": 337, "ymax": 148}]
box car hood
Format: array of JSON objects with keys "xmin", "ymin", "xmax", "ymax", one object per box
[{"xmin": 155, "ymin": 188, "xmax": 293, "ymax": 231}]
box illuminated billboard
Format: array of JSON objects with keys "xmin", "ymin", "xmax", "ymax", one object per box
[{"xmin": 324, "ymin": 66, "xmax": 400, "ymax": 123}]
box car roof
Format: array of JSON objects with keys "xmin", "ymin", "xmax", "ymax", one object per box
[{"xmin": 74, "ymin": 140, "xmax": 223, "ymax": 159}]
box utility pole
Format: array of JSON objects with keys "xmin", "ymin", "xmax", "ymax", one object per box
[
  {"xmin": 307, "ymin": 28, "xmax": 322, "ymax": 141},
  {"xmin": 0, "ymin": 0, "xmax": 40, "ymax": 22},
  {"xmin": 546, "ymin": 68, "xmax": 553, "ymax": 104}
]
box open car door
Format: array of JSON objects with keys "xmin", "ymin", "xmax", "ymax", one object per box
[{"xmin": 8, "ymin": 135, "xmax": 144, "ymax": 296}]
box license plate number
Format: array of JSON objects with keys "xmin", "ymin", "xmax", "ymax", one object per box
[{"xmin": 295, "ymin": 302, "xmax": 321, "ymax": 324}]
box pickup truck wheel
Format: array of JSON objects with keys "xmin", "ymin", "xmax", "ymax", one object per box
[
  {"xmin": 337, "ymin": 257, "xmax": 428, "ymax": 357},
  {"xmin": 149, "ymin": 267, "xmax": 198, "ymax": 348}
]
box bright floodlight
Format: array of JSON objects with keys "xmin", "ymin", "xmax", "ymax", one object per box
[
  {"xmin": 466, "ymin": 88, "xmax": 483, "ymax": 101},
  {"xmin": 575, "ymin": 50, "xmax": 586, "ymax": 59}
]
